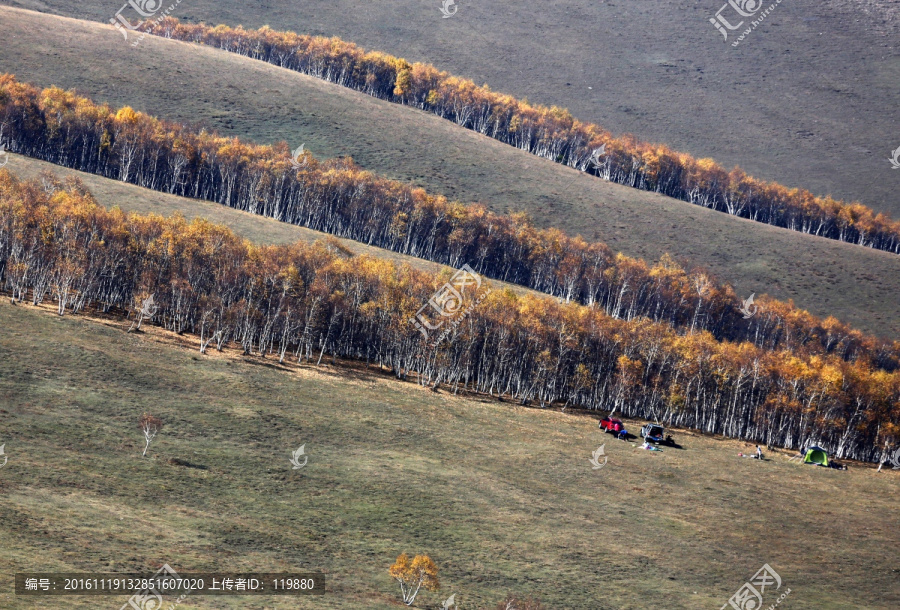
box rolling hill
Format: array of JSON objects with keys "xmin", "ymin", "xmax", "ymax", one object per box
[
  {"xmin": 0, "ymin": 294, "xmax": 898, "ymax": 609},
  {"xmin": 0, "ymin": 7, "xmax": 898, "ymax": 339},
  {"xmin": 2, "ymin": 0, "xmax": 898, "ymax": 218},
  {"xmin": 1, "ymin": 3, "xmax": 899, "ymax": 610}
]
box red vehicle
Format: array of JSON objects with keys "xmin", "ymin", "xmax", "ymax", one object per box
[{"xmin": 599, "ymin": 417, "xmax": 625, "ymax": 434}]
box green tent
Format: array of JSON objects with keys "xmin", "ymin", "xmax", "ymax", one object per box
[{"xmin": 803, "ymin": 446, "xmax": 829, "ymax": 466}]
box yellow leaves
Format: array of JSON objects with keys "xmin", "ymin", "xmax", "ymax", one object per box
[
  {"xmin": 696, "ymin": 157, "xmax": 719, "ymax": 173},
  {"xmin": 114, "ymin": 106, "xmax": 141, "ymax": 126},
  {"xmin": 617, "ymin": 355, "xmax": 643, "ymax": 377},
  {"xmin": 656, "ymin": 253, "xmax": 683, "ymax": 273},
  {"xmin": 0, "ymin": 168, "xmax": 19, "ymax": 200},
  {"xmin": 667, "ymin": 384, "xmax": 686, "ymax": 410},
  {"xmin": 641, "ymin": 149, "xmax": 660, "ymax": 174},
  {"xmin": 217, "ymin": 138, "xmax": 251, "ymax": 163},
  {"xmin": 548, "ymin": 105, "xmax": 574, "ymax": 125},
  {"xmin": 392, "ymin": 57, "xmax": 414, "ymax": 98},
  {"xmin": 692, "ymin": 272, "xmax": 714, "ymax": 298},
  {"xmin": 388, "ymin": 553, "xmax": 412, "ymax": 579},
  {"xmin": 572, "ymin": 363, "xmax": 593, "ymax": 390},
  {"xmin": 389, "ymin": 553, "xmax": 440, "ymax": 598},
  {"xmin": 615, "ymin": 355, "xmax": 644, "ymax": 393},
  {"xmin": 444, "ymin": 201, "xmax": 470, "ymax": 227},
  {"xmin": 40, "ymin": 86, "xmax": 78, "ymax": 116},
  {"xmin": 816, "ymin": 361, "xmax": 844, "ymax": 394},
  {"xmin": 390, "ymin": 211, "xmax": 409, "ymax": 240},
  {"xmin": 648, "ymin": 253, "xmax": 687, "ymax": 285},
  {"xmin": 393, "ymin": 67, "xmax": 412, "ymax": 97}
]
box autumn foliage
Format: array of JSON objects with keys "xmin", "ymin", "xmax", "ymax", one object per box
[
  {"xmin": 129, "ymin": 17, "xmax": 900, "ymax": 255},
  {"xmin": 389, "ymin": 553, "xmax": 439, "ymax": 605},
  {"xmin": 1, "ymin": 171, "xmax": 898, "ymax": 463},
  {"xmin": 0, "ymin": 74, "xmax": 896, "ymax": 371}
]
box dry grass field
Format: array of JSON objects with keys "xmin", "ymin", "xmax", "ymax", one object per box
[
  {"xmin": 2, "ymin": 0, "xmax": 898, "ymax": 217},
  {"xmin": 0, "ymin": 299, "xmax": 898, "ymax": 609}
]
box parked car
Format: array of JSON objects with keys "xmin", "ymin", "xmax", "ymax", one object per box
[
  {"xmin": 640, "ymin": 424, "xmax": 665, "ymax": 443},
  {"xmin": 599, "ymin": 417, "xmax": 625, "ymax": 434}
]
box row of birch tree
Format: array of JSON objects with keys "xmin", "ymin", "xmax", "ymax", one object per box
[
  {"xmin": 1, "ymin": 171, "xmax": 897, "ymax": 462},
  {"xmin": 130, "ymin": 17, "xmax": 900, "ymax": 254},
  {"xmin": 1, "ymin": 75, "xmax": 896, "ymax": 373}
]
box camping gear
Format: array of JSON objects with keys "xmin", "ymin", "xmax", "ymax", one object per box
[{"xmin": 802, "ymin": 446, "xmax": 829, "ymax": 466}]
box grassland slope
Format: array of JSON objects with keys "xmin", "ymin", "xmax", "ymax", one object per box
[
  {"xmin": 0, "ymin": 8, "xmax": 898, "ymax": 339},
  {"xmin": 2, "ymin": 0, "xmax": 898, "ymax": 217},
  {"xmin": 0, "ymin": 300, "xmax": 898, "ymax": 609}
]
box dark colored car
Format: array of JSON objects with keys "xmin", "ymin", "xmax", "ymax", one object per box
[
  {"xmin": 599, "ymin": 417, "xmax": 625, "ymax": 434},
  {"xmin": 640, "ymin": 424, "xmax": 665, "ymax": 443}
]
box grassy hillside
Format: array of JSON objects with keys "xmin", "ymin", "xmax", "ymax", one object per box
[
  {"xmin": 2, "ymin": 0, "xmax": 898, "ymax": 218},
  {"xmin": 0, "ymin": 11, "xmax": 898, "ymax": 340},
  {"xmin": 0, "ymin": 300, "xmax": 899, "ymax": 609},
  {"xmin": 1, "ymin": 4, "xmax": 898, "ymax": 610}
]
